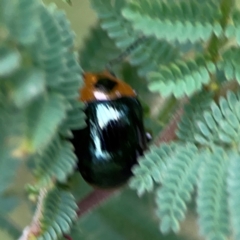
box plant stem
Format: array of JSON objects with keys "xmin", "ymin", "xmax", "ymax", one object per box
[
  {"xmin": 18, "ymin": 188, "xmax": 47, "ymax": 240},
  {"xmin": 63, "ymin": 234, "xmax": 73, "ymax": 240},
  {"xmin": 77, "ymin": 189, "xmax": 118, "ymax": 217}
]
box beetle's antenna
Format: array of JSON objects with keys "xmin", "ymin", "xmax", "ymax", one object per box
[{"xmin": 105, "ymin": 36, "xmax": 146, "ymax": 71}]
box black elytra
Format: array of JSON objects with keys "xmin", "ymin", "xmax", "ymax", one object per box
[{"xmin": 71, "ymin": 71, "xmax": 148, "ymax": 188}]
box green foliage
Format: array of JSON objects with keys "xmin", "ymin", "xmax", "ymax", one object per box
[
  {"xmin": 228, "ymin": 152, "xmax": 240, "ymax": 240},
  {"xmin": 78, "ymin": 0, "xmax": 240, "ymax": 239},
  {"xmin": 129, "ymin": 38, "xmax": 180, "ymax": 78},
  {"xmin": 79, "ymin": 24, "xmax": 121, "ymax": 72},
  {"xmin": 177, "ymin": 90, "xmax": 214, "ymax": 142},
  {"xmin": 122, "ymin": 0, "xmax": 222, "ymax": 43},
  {"xmin": 148, "ymin": 56, "xmax": 216, "ymax": 98},
  {"xmin": 25, "ymin": 94, "xmax": 67, "ymax": 153},
  {"xmin": 129, "ymin": 143, "xmax": 176, "ymax": 196},
  {"xmin": 3, "ymin": 0, "xmax": 240, "ymax": 239},
  {"xmin": 88, "ymin": 0, "xmax": 217, "ymax": 99},
  {"xmin": 34, "ymin": 136, "xmax": 77, "ymax": 183},
  {"xmin": 156, "ymin": 144, "xmax": 200, "ymax": 233},
  {"xmin": 0, "ymin": 0, "xmax": 40, "ymax": 45},
  {"xmin": 90, "ymin": 0, "xmax": 180, "ymax": 78},
  {"xmin": 193, "ymin": 91, "xmax": 240, "ymax": 147},
  {"xmin": 219, "ymin": 47, "xmax": 240, "ymax": 83},
  {"xmin": 225, "ymin": 9, "xmax": 240, "ymax": 44},
  {"xmin": 0, "ymin": 0, "xmax": 83, "ymax": 238},
  {"xmin": 197, "ymin": 148, "xmax": 229, "ymax": 240},
  {"xmin": 0, "ymin": 46, "xmax": 21, "ymax": 77},
  {"xmin": 131, "ymin": 91, "xmax": 240, "ymax": 240},
  {"xmin": 90, "ymin": 0, "xmax": 139, "ymax": 48},
  {"xmin": 38, "ymin": 187, "xmax": 77, "ymax": 240}
]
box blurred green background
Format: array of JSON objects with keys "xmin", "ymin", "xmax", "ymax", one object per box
[
  {"xmin": 0, "ymin": 1, "xmax": 96, "ymax": 239},
  {"xmin": 0, "ymin": 1, "xmax": 204, "ymax": 240},
  {"xmin": 50, "ymin": 0, "xmax": 97, "ymax": 48}
]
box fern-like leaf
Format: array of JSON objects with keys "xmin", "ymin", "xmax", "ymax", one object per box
[
  {"xmin": 0, "ymin": 1, "xmax": 84, "ymax": 239},
  {"xmin": 228, "ymin": 152, "xmax": 240, "ymax": 240},
  {"xmin": 129, "ymin": 37, "xmax": 180, "ymax": 78},
  {"xmin": 24, "ymin": 94, "xmax": 67, "ymax": 154},
  {"xmin": 148, "ymin": 56, "xmax": 216, "ymax": 98},
  {"xmin": 0, "ymin": 45, "xmax": 21, "ymax": 77},
  {"xmin": 197, "ymin": 148, "xmax": 230, "ymax": 240},
  {"xmin": 91, "ymin": 0, "xmax": 140, "ymax": 48},
  {"xmin": 225, "ymin": 9, "xmax": 240, "ymax": 44},
  {"xmin": 79, "ymin": 24, "xmax": 121, "ymax": 72},
  {"xmin": 193, "ymin": 91, "xmax": 240, "ymax": 147},
  {"xmin": 122, "ymin": 0, "xmax": 222, "ymax": 43},
  {"xmin": 9, "ymin": 68, "xmax": 45, "ymax": 108},
  {"xmin": 32, "ymin": 5, "xmax": 80, "ymax": 89},
  {"xmin": 38, "ymin": 187, "xmax": 77, "ymax": 240},
  {"xmin": 218, "ymin": 47, "xmax": 240, "ymax": 83},
  {"xmin": 1, "ymin": 1, "xmax": 84, "ymax": 153},
  {"xmin": 177, "ymin": 90, "xmax": 213, "ymax": 142},
  {"xmin": 130, "ymin": 143, "xmax": 177, "ymax": 196},
  {"xmin": 48, "ymin": 8, "xmax": 85, "ymax": 133},
  {"xmin": 155, "ymin": 143, "xmax": 200, "ymax": 233},
  {"xmin": 34, "ymin": 136, "xmax": 77, "ymax": 183},
  {"xmin": 90, "ymin": 0, "xmax": 180, "ymax": 78},
  {"xmin": 80, "ymin": 23, "xmax": 180, "ymax": 79},
  {"xmin": 1, "ymin": 0, "xmax": 40, "ymax": 45},
  {"xmin": 59, "ymin": 100, "xmax": 86, "ymax": 137}
]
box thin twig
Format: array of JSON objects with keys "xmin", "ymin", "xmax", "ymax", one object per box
[
  {"xmin": 154, "ymin": 105, "xmax": 183, "ymax": 145},
  {"xmin": 63, "ymin": 234, "xmax": 73, "ymax": 240},
  {"xmin": 77, "ymin": 189, "xmax": 118, "ymax": 217},
  {"xmin": 18, "ymin": 188, "xmax": 47, "ymax": 240}
]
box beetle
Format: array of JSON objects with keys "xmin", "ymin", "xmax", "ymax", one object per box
[{"xmin": 70, "ymin": 70, "xmax": 148, "ymax": 188}]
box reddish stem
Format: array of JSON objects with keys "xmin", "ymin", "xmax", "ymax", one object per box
[
  {"xmin": 77, "ymin": 189, "xmax": 118, "ymax": 217},
  {"xmin": 63, "ymin": 234, "xmax": 73, "ymax": 240},
  {"xmin": 154, "ymin": 106, "xmax": 183, "ymax": 145}
]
